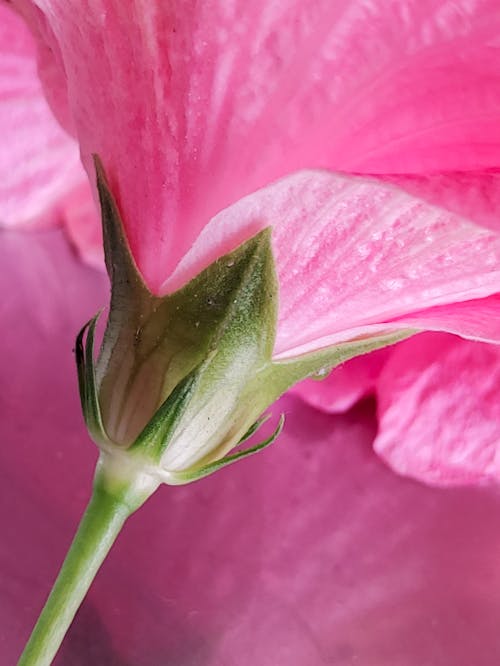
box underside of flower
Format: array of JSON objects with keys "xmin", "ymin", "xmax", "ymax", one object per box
[
  {"xmin": 8, "ymin": 2, "xmax": 500, "ymax": 664},
  {"xmin": 75, "ymin": 158, "xmax": 415, "ymax": 485}
]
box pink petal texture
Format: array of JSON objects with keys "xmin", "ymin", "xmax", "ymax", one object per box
[
  {"xmin": 3, "ymin": 230, "xmax": 500, "ymax": 666},
  {"xmin": 381, "ymin": 171, "xmax": 500, "ymax": 233},
  {"xmin": 165, "ymin": 171, "xmax": 500, "ymax": 356},
  {"xmin": 15, "ymin": 0, "xmax": 500, "ymax": 289},
  {"xmin": 374, "ymin": 333, "xmax": 500, "ymax": 487},
  {"xmin": 0, "ymin": 4, "xmax": 92, "ymax": 233}
]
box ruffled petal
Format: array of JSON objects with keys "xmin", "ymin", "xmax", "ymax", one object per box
[
  {"xmin": 2, "ymin": 229, "xmax": 500, "ymax": 663},
  {"xmin": 374, "ymin": 333, "xmax": 500, "ymax": 486},
  {"xmin": 16, "ymin": 0, "xmax": 500, "ymax": 289},
  {"xmin": 164, "ymin": 171, "xmax": 500, "ymax": 357}
]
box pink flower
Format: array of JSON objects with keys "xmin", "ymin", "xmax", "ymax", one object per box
[
  {"xmin": 3, "ymin": 1, "xmax": 500, "ymax": 661},
  {"xmin": 5, "ymin": 0, "xmax": 500, "ymax": 482}
]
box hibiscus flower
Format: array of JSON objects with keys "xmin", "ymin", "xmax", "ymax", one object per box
[{"xmin": 2, "ymin": 0, "xmax": 500, "ymax": 663}]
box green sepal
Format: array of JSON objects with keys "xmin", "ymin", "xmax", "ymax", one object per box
[
  {"xmin": 170, "ymin": 414, "xmax": 285, "ymax": 484},
  {"xmin": 237, "ymin": 414, "xmax": 270, "ymax": 445},
  {"xmin": 127, "ymin": 364, "xmax": 200, "ymax": 461},
  {"xmin": 266, "ymin": 329, "xmax": 417, "ymax": 397},
  {"xmin": 93, "ymin": 156, "xmax": 149, "ymax": 301},
  {"xmin": 94, "ymin": 157, "xmax": 278, "ymax": 447},
  {"xmin": 75, "ymin": 313, "xmax": 109, "ymax": 444},
  {"xmin": 210, "ymin": 329, "xmax": 418, "ymax": 438},
  {"xmin": 75, "ymin": 323, "xmax": 87, "ymax": 413}
]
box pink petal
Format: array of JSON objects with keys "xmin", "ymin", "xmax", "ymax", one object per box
[
  {"xmin": 62, "ymin": 179, "xmax": 104, "ymax": 270},
  {"xmin": 17, "ymin": 0, "xmax": 500, "ymax": 290},
  {"xmin": 0, "ymin": 3, "xmax": 86, "ymax": 230},
  {"xmin": 291, "ymin": 347, "xmax": 390, "ymax": 413},
  {"xmin": 3, "ymin": 231, "xmax": 500, "ymax": 663},
  {"xmin": 374, "ymin": 332, "xmax": 500, "ymax": 486},
  {"xmin": 380, "ymin": 171, "xmax": 500, "ymax": 233},
  {"xmin": 164, "ymin": 171, "xmax": 500, "ymax": 357},
  {"xmin": 383, "ymin": 293, "xmax": 500, "ymax": 343}
]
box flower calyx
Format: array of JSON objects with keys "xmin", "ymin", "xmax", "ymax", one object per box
[
  {"xmin": 76, "ymin": 157, "xmax": 416, "ymax": 486},
  {"xmin": 75, "ymin": 158, "xmax": 288, "ymax": 484}
]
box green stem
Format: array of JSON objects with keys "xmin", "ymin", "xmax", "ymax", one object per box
[{"xmin": 17, "ymin": 464, "xmax": 146, "ymax": 666}]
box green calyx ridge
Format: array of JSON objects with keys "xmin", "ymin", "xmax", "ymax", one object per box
[
  {"xmin": 127, "ymin": 363, "xmax": 200, "ymax": 459},
  {"xmin": 75, "ymin": 312, "xmax": 109, "ymax": 445},
  {"xmin": 170, "ymin": 414, "xmax": 285, "ymax": 484},
  {"xmin": 75, "ymin": 157, "xmax": 416, "ymax": 484}
]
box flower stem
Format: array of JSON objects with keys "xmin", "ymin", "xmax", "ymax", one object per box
[{"xmin": 17, "ymin": 464, "xmax": 147, "ymax": 666}]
